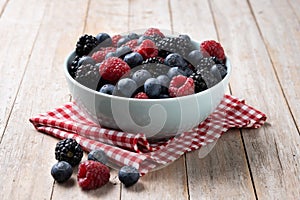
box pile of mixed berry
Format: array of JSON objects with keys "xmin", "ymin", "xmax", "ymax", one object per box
[
  {"xmin": 51, "ymin": 138, "xmax": 140, "ymax": 190},
  {"xmin": 68, "ymin": 28, "xmax": 228, "ymax": 99}
]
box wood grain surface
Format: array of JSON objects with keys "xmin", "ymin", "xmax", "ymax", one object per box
[{"xmin": 0, "ymin": 0, "xmax": 299, "ymax": 199}]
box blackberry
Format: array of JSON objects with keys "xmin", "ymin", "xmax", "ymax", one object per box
[
  {"xmin": 55, "ymin": 138, "xmax": 83, "ymax": 166},
  {"xmin": 157, "ymin": 36, "xmax": 196, "ymax": 58},
  {"xmin": 199, "ymin": 67, "xmax": 221, "ymax": 88},
  {"xmin": 212, "ymin": 56, "xmax": 224, "ymax": 65},
  {"xmin": 75, "ymin": 64, "xmax": 100, "ymax": 90},
  {"xmin": 137, "ymin": 34, "xmax": 163, "ymax": 46},
  {"xmin": 189, "ymin": 70, "xmax": 208, "ymax": 93},
  {"xmin": 148, "ymin": 34, "xmax": 164, "ymax": 46},
  {"xmin": 75, "ymin": 34, "xmax": 99, "ymax": 56},
  {"xmin": 195, "ymin": 57, "xmax": 217, "ymax": 71},
  {"xmin": 142, "ymin": 57, "xmax": 164, "ymax": 65},
  {"xmin": 190, "ymin": 68, "xmax": 221, "ymax": 92},
  {"xmin": 141, "ymin": 57, "xmax": 170, "ymax": 77},
  {"xmin": 69, "ymin": 55, "xmax": 81, "ymax": 78}
]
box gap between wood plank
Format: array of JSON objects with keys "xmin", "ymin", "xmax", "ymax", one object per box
[
  {"xmin": 240, "ymin": 129, "xmax": 259, "ymax": 200},
  {"xmin": 183, "ymin": 155, "xmax": 191, "ymax": 200},
  {"xmin": 167, "ymin": 0, "xmax": 174, "ymax": 34},
  {"xmin": 0, "ymin": 0, "xmax": 9, "ymax": 17},
  {"xmin": 286, "ymin": 0, "xmax": 300, "ymax": 22},
  {"xmin": 246, "ymin": 0, "xmax": 300, "ymax": 136}
]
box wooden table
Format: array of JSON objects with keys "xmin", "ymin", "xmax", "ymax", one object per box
[{"xmin": 0, "ymin": 0, "xmax": 299, "ymax": 199}]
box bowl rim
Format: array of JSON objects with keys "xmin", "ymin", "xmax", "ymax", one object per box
[{"xmin": 64, "ymin": 50, "xmax": 231, "ymax": 103}]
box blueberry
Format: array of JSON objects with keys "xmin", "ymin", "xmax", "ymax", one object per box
[
  {"xmin": 117, "ymin": 36, "xmax": 130, "ymax": 47},
  {"xmin": 115, "ymin": 46, "xmax": 132, "ymax": 58},
  {"xmin": 179, "ymin": 34, "xmax": 191, "ymax": 42},
  {"xmin": 124, "ymin": 52, "xmax": 143, "ymax": 68},
  {"xmin": 51, "ymin": 161, "xmax": 73, "ymax": 183},
  {"xmin": 99, "ymin": 84, "xmax": 115, "ymax": 95},
  {"xmin": 132, "ymin": 69, "xmax": 152, "ymax": 86},
  {"xmin": 187, "ymin": 50, "xmax": 204, "ymax": 66},
  {"xmin": 118, "ymin": 166, "xmax": 140, "ymax": 187},
  {"xmin": 159, "ymin": 94, "xmax": 170, "ymax": 99},
  {"xmin": 144, "ymin": 78, "xmax": 161, "ymax": 98},
  {"xmin": 95, "ymin": 33, "xmax": 112, "ymax": 47},
  {"xmin": 137, "ymin": 35, "xmax": 151, "ymax": 45},
  {"xmin": 178, "ymin": 67, "xmax": 194, "ymax": 77},
  {"xmin": 157, "ymin": 75, "xmax": 170, "ymax": 94},
  {"xmin": 105, "ymin": 52, "xmax": 117, "ymax": 59},
  {"xmin": 77, "ymin": 56, "xmax": 96, "ymax": 67},
  {"xmin": 87, "ymin": 149, "xmax": 108, "ymax": 165},
  {"xmin": 164, "ymin": 53, "xmax": 188, "ymax": 68},
  {"xmin": 157, "ymin": 75, "xmax": 170, "ymax": 87},
  {"xmin": 128, "ymin": 32, "xmax": 140, "ymax": 40},
  {"xmin": 167, "ymin": 67, "xmax": 184, "ymax": 79},
  {"xmin": 210, "ymin": 64, "xmax": 227, "ymax": 79},
  {"xmin": 116, "ymin": 78, "xmax": 137, "ymax": 97}
]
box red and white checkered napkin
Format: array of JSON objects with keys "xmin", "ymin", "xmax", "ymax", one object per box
[{"xmin": 29, "ymin": 94, "xmax": 266, "ymax": 175}]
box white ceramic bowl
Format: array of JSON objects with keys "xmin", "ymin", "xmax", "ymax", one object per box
[{"xmin": 64, "ymin": 42, "xmax": 231, "ymax": 140}]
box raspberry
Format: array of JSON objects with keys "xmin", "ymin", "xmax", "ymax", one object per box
[
  {"xmin": 122, "ymin": 39, "xmax": 138, "ymax": 50},
  {"xmin": 135, "ymin": 39, "xmax": 158, "ymax": 59},
  {"xmin": 169, "ymin": 75, "xmax": 195, "ymax": 97},
  {"xmin": 111, "ymin": 34, "xmax": 122, "ymax": 47},
  {"xmin": 99, "ymin": 57, "xmax": 131, "ymax": 83},
  {"xmin": 134, "ymin": 92, "xmax": 149, "ymax": 99},
  {"xmin": 77, "ymin": 160, "xmax": 110, "ymax": 190},
  {"xmin": 144, "ymin": 28, "xmax": 165, "ymax": 38},
  {"xmin": 200, "ymin": 40, "xmax": 225, "ymax": 62},
  {"xmin": 91, "ymin": 47, "xmax": 116, "ymax": 63}
]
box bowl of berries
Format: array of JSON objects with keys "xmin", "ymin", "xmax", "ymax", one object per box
[{"xmin": 64, "ymin": 28, "xmax": 231, "ymax": 140}]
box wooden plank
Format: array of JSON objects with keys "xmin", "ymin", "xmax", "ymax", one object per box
[
  {"xmin": 121, "ymin": 157, "xmax": 188, "ymax": 200},
  {"xmin": 0, "ymin": 0, "xmax": 89, "ymax": 199},
  {"xmin": 170, "ymin": 0, "xmax": 217, "ymax": 40},
  {"xmin": 53, "ymin": 0, "xmax": 130, "ymax": 199},
  {"xmin": 187, "ymin": 131, "xmax": 256, "ymax": 200},
  {"xmin": 128, "ymin": 0, "xmax": 171, "ymax": 31},
  {"xmin": 85, "ymin": 0, "xmax": 130, "ymax": 35},
  {"xmin": 287, "ymin": 0, "xmax": 300, "ymax": 21},
  {"xmin": 249, "ymin": 0, "xmax": 300, "ymax": 130},
  {"xmin": 170, "ymin": 0, "xmax": 256, "ymax": 199},
  {"xmin": 0, "ymin": 0, "xmax": 47, "ymax": 144},
  {"xmin": 210, "ymin": 0, "xmax": 300, "ymax": 198},
  {"xmin": 120, "ymin": 0, "xmax": 189, "ymax": 199}
]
